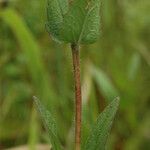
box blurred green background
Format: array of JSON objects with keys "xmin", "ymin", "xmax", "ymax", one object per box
[{"xmin": 0, "ymin": 0, "xmax": 150, "ymax": 149}]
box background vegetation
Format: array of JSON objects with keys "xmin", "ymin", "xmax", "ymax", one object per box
[{"xmin": 0, "ymin": 0, "xmax": 150, "ymax": 149}]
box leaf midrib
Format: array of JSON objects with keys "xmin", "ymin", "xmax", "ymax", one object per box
[{"xmin": 77, "ymin": 4, "xmax": 97, "ymax": 44}]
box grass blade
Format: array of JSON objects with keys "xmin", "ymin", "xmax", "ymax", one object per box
[
  {"xmin": 0, "ymin": 8, "xmax": 56, "ymax": 106},
  {"xmin": 91, "ymin": 65, "xmax": 119, "ymax": 102}
]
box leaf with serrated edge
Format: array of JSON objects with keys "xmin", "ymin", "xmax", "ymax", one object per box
[
  {"xmin": 83, "ymin": 97, "xmax": 120, "ymax": 150},
  {"xmin": 33, "ymin": 96, "xmax": 62, "ymax": 150}
]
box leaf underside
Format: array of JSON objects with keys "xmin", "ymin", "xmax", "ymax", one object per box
[
  {"xmin": 84, "ymin": 97, "xmax": 120, "ymax": 150},
  {"xmin": 33, "ymin": 96, "xmax": 62, "ymax": 150},
  {"xmin": 46, "ymin": 0, "xmax": 101, "ymax": 44}
]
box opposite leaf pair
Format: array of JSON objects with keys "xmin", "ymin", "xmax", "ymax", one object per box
[
  {"xmin": 34, "ymin": 97, "xmax": 119, "ymax": 150},
  {"xmin": 35, "ymin": 1, "xmax": 119, "ymax": 150},
  {"xmin": 46, "ymin": 0, "xmax": 101, "ymax": 44}
]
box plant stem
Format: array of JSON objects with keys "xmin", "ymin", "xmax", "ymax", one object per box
[{"xmin": 71, "ymin": 44, "xmax": 82, "ymax": 150}]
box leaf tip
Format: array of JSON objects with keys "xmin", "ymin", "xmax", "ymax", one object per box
[
  {"xmin": 33, "ymin": 96, "xmax": 38, "ymax": 104},
  {"xmin": 114, "ymin": 96, "xmax": 120, "ymax": 106},
  {"xmin": 33, "ymin": 95, "xmax": 37, "ymax": 100}
]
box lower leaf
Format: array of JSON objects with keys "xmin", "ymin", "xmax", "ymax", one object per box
[{"xmin": 84, "ymin": 97, "xmax": 120, "ymax": 150}]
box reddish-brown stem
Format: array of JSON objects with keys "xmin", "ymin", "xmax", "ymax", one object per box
[{"xmin": 71, "ymin": 44, "xmax": 82, "ymax": 150}]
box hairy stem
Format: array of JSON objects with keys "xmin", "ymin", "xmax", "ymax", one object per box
[{"xmin": 71, "ymin": 44, "xmax": 82, "ymax": 150}]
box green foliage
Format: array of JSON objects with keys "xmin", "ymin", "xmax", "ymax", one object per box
[
  {"xmin": 46, "ymin": 0, "xmax": 101, "ymax": 44},
  {"xmin": 83, "ymin": 97, "xmax": 119, "ymax": 150},
  {"xmin": 0, "ymin": 0, "xmax": 150, "ymax": 149},
  {"xmin": 34, "ymin": 96, "xmax": 119, "ymax": 150},
  {"xmin": 33, "ymin": 96, "xmax": 62, "ymax": 150},
  {"xmin": 91, "ymin": 65, "xmax": 119, "ymax": 101},
  {"xmin": 28, "ymin": 108, "xmax": 39, "ymax": 150},
  {"xmin": 0, "ymin": 8, "xmax": 56, "ymax": 105}
]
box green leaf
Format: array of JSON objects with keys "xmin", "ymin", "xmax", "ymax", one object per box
[
  {"xmin": 46, "ymin": 0, "xmax": 101, "ymax": 44},
  {"xmin": 90, "ymin": 65, "xmax": 119, "ymax": 102},
  {"xmin": 83, "ymin": 97, "xmax": 120, "ymax": 150},
  {"xmin": 46, "ymin": 0, "xmax": 68, "ymax": 41},
  {"xmin": 33, "ymin": 96, "xmax": 62, "ymax": 150}
]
